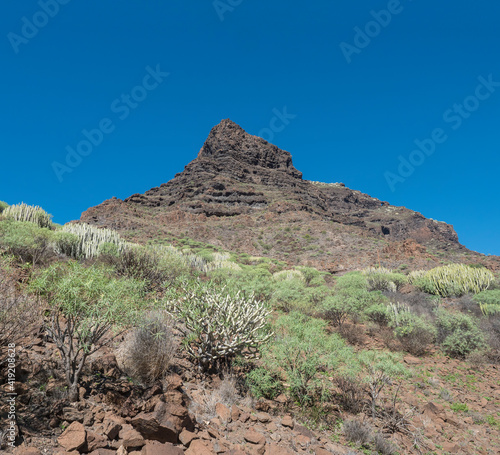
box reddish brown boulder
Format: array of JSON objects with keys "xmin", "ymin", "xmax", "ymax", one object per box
[
  {"xmin": 57, "ymin": 421, "xmax": 87, "ymax": 452},
  {"xmin": 244, "ymin": 429, "xmax": 266, "ymax": 445},
  {"xmin": 215, "ymin": 403, "xmax": 231, "ymax": 422},
  {"xmin": 179, "ymin": 429, "xmax": 197, "ymax": 447},
  {"xmin": 141, "ymin": 441, "xmax": 184, "ymax": 455},
  {"xmin": 86, "ymin": 430, "xmax": 109, "ymax": 452},
  {"xmin": 185, "ymin": 439, "xmax": 215, "ymax": 455},
  {"xmin": 89, "ymin": 450, "xmax": 117, "ymax": 455},
  {"xmin": 280, "ymin": 416, "xmax": 293, "ymax": 429},
  {"xmin": 120, "ymin": 425, "xmax": 146, "ymax": 449},
  {"xmin": 267, "ymin": 444, "xmax": 294, "ymax": 455},
  {"xmin": 13, "ymin": 448, "xmax": 41, "ymax": 455}
]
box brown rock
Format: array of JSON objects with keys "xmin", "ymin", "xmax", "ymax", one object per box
[
  {"xmin": 103, "ymin": 416, "xmax": 124, "ymax": 440},
  {"xmin": 266, "ymin": 443, "xmax": 294, "ymax": 455},
  {"xmin": 244, "ymin": 429, "xmax": 266, "ymax": 445},
  {"xmin": 314, "ymin": 449, "xmax": 331, "ymax": 455},
  {"xmin": 141, "ymin": 441, "xmax": 184, "ymax": 455},
  {"xmin": 185, "ymin": 439, "xmax": 215, "ymax": 455},
  {"xmin": 256, "ymin": 412, "xmax": 271, "ymax": 423},
  {"xmin": 179, "ymin": 429, "xmax": 197, "ymax": 447},
  {"xmin": 131, "ymin": 412, "xmax": 179, "ymax": 444},
  {"xmin": 57, "ymin": 421, "xmax": 87, "ymax": 452},
  {"xmin": 87, "ymin": 430, "xmax": 109, "ymax": 452},
  {"xmin": 267, "ymin": 422, "xmax": 278, "ymax": 432},
  {"xmin": 89, "ymin": 450, "xmax": 117, "ymax": 455},
  {"xmin": 230, "ymin": 406, "xmax": 240, "ymax": 422},
  {"xmin": 215, "ymin": 403, "xmax": 231, "ymax": 422},
  {"xmin": 295, "ymin": 435, "xmax": 311, "ymax": 447},
  {"xmin": 62, "ymin": 406, "xmax": 85, "ymax": 423},
  {"xmin": 280, "ymin": 416, "xmax": 293, "ymax": 429},
  {"xmin": 13, "ymin": 448, "xmax": 42, "ymax": 455},
  {"xmin": 442, "ymin": 442, "xmax": 460, "ymax": 453},
  {"xmin": 120, "ymin": 425, "xmax": 145, "ymax": 449}
]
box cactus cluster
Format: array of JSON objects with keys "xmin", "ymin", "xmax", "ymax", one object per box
[
  {"xmin": 407, "ymin": 270, "xmax": 427, "ymax": 284},
  {"xmin": 273, "ymin": 269, "xmax": 305, "ymax": 282},
  {"xmin": 420, "ymin": 263, "xmax": 494, "ymax": 297},
  {"xmin": 57, "ymin": 223, "xmax": 125, "ymax": 259},
  {"xmin": 167, "ymin": 288, "xmax": 272, "ymax": 370},
  {"xmin": 3, "ymin": 203, "xmax": 52, "ymax": 228}
]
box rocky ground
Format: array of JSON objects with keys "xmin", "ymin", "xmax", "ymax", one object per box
[{"xmin": 2, "ymin": 317, "xmax": 499, "ymax": 455}]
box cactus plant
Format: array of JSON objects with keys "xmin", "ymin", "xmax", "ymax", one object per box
[
  {"xmin": 417, "ymin": 264, "xmax": 494, "ymax": 297},
  {"xmin": 167, "ymin": 287, "xmax": 272, "ymax": 370},
  {"xmin": 3, "ymin": 203, "xmax": 52, "ymax": 228},
  {"xmin": 56, "ymin": 223, "xmax": 125, "ymax": 259}
]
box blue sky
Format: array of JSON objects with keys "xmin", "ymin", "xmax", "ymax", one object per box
[{"xmin": 1, "ymin": 1, "xmax": 499, "ymax": 255}]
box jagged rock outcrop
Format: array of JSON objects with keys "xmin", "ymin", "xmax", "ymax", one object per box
[{"xmin": 80, "ymin": 119, "xmax": 492, "ymax": 270}]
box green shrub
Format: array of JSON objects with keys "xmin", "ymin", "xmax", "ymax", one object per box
[
  {"xmin": 246, "ymin": 367, "xmax": 283, "ymax": 400},
  {"xmin": 100, "ymin": 244, "xmax": 189, "ymax": 290},
  {"xmin": 29, "ymin": 261, "xmax": 145, "ymax": 401},
  {"xmin": 435, "ymin": 309, "xmax": 485, "ymax": 358},
  {"xmin": 390, "ymin": 312, "xmax": 437, "ymax": 356},
  {"xmin": 167, "ymin": 286, "xmax": 272, "ymax": 371},
  {"xmin": 0, "ymin": 219, "xmax": 54, "ymax": 266},
  {"xmin": 450, "ymin": 402, "xmax": 469, "ymax": 413},
  {"xmin": 0, "ymin": 201, "xmax": 8, "ymax": 213},
  {"xmin": 356, "ymin": 350, "xmax": 409, "ymax": 417},
  {"xmin": 417, "ymin": 264, "xmax": 494, "ymax": 297},
  {"xmin": 260, "ymin": 312, "xmax": 354, "ymax": 407},
  {"xmin": 365, "ymin": 303, "xmax": 390, "ymax": 325},
  {"xmin": 2, "ymin": 203, "xmax": 52, "ymax": 228},
  {"xmin": 323, "ymin": 273, "xmax": 386, "ymax": 326}
]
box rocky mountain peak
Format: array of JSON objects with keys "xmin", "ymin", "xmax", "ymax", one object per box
[{"xmin": 197, "ymin": 119, "xmax": 302, "ymax": 179}]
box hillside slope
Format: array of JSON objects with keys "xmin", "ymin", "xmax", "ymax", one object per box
[{"xmin": 81, "ymin": 119, "xmax": 498, "ymax": 272}]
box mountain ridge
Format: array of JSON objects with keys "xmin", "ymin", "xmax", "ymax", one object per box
[{"xmin": 80, "ymin": 119, "xmax": 498, "ymax": 272}]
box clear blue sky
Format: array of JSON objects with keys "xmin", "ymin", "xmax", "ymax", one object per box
[{"xmin": 1, "ymin": 1, "xmax": 499, "ymax": 255}]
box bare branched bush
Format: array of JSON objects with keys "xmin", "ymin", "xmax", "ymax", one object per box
[
  {"xmin": 0, "ymin": 259, "xmax": 41, "ymax": 363},
  {"xmin": 117, "ymin": 311, "xmax": 176, "ymax": 385},
  {"xmin": 343, "ymin": 419, "xmax": 372, "ymax": 445},
  {"xmin": 189, "ymin": 377, "xmax": 243, "ymax": 423},
  {"xmin": 372, "ymin": 433, "xmax": 398, "ymax": 455},
  {"xmin": 334, "ymin": 376, "xmax": 366, "ymax": 413}
]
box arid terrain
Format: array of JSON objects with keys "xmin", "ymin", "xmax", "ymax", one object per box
[{"xmin": 1, "ymin": 120, "xmax": 499, "ymax": 455}]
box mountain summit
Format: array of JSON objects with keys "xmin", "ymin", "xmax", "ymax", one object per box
[
  {"xmin": 196, "ymin": 119, "xmax": 302, "ymax": 181},
  {"xmin": 81, "ymin": 120, "xmax": 495, "ymax": 271}
]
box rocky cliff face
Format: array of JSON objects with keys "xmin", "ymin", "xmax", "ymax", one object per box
[{"xmin": 81, "ymin": 119, "xmax": 494, "ymax": 271}]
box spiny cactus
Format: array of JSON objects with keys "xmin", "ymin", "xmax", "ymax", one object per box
[
  {"xmin": 57, "ymin": 223, "xmax": 125, "ymax": 259},
  {"xmin": 407, "ymin": 270, "xmax": 427, "ymax": 284},
  {"xmin": 3, "ymin": 203, "xmax": 52, "ymax": 228},
  {"xmin": 361, "ymin": 266, "xmax": 394, "ymax": 276},
  {"xmin": 420, "ymin": 264, "xmax": 494, "ymax": 297},
  {"xmin": 273, "ymin": 269, "xmax": 305, "ymax": 282}
]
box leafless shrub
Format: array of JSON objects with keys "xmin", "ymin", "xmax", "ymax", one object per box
[
  {"xmin": 343, "ymin": 419, "xmax": 372, "ymax": 445},
  {"xmin": 439, "ymin": 389, "xmax": 453, "ymax": 402},
  {"xmin": 339, "ymin": 323, "xmax": 365, "ymax": 345},
  {"xmin": 189, "ymin": 376, "xmax": 242, "ymax": 423},
  {"xmin": 372, "ymin": 433, "xmax": 398, "ymax": 455},
  {"xmin": 117, "ymin": 311, "xmax": 176, "ymax": 385},
  {"xmin": 334, "ymin": 376, "xmax": 366, "ymax": 413},
  {"xmin": 0, "ymin": 261, "xmax": 41, "ymax": 363}
]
